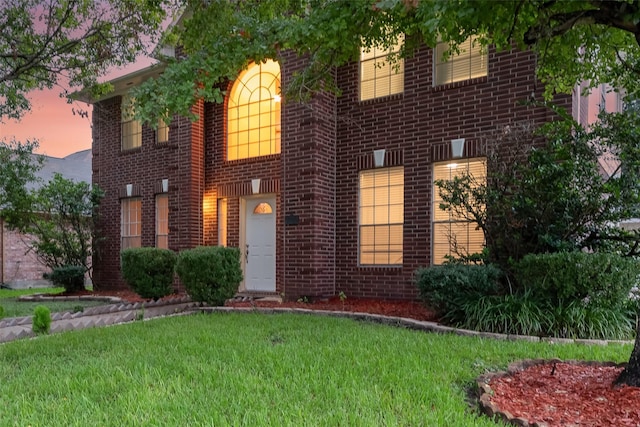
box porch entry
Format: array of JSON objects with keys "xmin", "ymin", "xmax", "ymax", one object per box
[{"xmin": 242, "ymin": 196, "xmax": 276, "ymax": 292}]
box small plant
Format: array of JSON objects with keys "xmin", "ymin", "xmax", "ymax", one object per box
[
  {"xmin": 72, "ymin": 305, "xmax": 84, "ymax": 313},
  {"xmin": 32, "ymin": 305, "xmax": 51, "ymax": 334},
  {"xmin": 338, "ymin": 291, "xmax": 347, "ymax": 310},
  {"xmin": 0, "ymin": 305, "xmax": 5, "ymax": 319},
  {"xmin": 135, "ymin": 307, "xmax": 145, "ymax": 321},
  {"xmin": 297, "ymin": 296, "xmax": 310, "ymax": 304}
]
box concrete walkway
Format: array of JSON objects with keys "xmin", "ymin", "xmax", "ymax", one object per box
[{"xmin": 0, "ymin": 296, "xmax": 199, "ymax": 343}]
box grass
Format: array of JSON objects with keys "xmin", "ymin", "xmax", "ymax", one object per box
[
  {"xmin": 0, "ymin": 287, "xmax": 106, "ymax": 318},
  {"xmin": 0, "ymin": 312, "xmax": 631, "ymax": 426}
]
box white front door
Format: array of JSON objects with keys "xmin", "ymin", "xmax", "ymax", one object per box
[{"xmin": 244, "ymin": 196, "xmax": 276, "ymax": 292}]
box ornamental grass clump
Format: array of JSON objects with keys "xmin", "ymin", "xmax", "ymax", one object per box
[{"xmin": 175, "ymin": 246, "xmax": 242, "ymax": 306}]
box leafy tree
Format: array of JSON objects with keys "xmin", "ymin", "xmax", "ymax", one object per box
[
  {"xmin": 4, "ymin": 173, "xmax": 104, "ymax": 281},
  {"xmin": 0, "ymin": 138, "xmax": 43, "ymax": 224},
  {"xmin": 0, "ymin": 0, "xmax": 172, "ymax": 121},
  {"xmin": 133, "ymin": 0, "xmax": 640, "ymax": 124},
  {"xmin": 437, "ymin": 111, "xmax": 640, "ymax": 269}
]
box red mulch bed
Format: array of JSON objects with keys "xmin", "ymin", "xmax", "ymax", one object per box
[
  {"xmin": 64, "ymin": 289, "xmax": 638, "ymax": 426},
  {"xmin": 487, "ymin": 361, "xmax": 640, "ymax": 427}
]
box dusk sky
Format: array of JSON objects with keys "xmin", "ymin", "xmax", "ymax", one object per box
[{"xmin": 1, "ymin": 59, "xmax": 155, "ymax": 159}]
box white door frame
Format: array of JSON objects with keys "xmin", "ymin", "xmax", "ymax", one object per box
[{"xmin": 239, "ymin": 194, "xmax": 276, "ymax": 292}]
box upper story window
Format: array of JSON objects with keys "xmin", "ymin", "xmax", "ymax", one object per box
[
  {"xmin": 434, "ymin": 36, "xmax": 487, "ymax": 86},
  {"xmin": 156, "ymin": 118, "xmax": 169, "ymax": 144},
  {"xmin": 227, "ymin": 60, "xmax": 281, "ymax": 161},
  {"xmin": 121, "ymin": 95, "xmax": 142, "ymax": 151},
  {"xmin": 360, "ymin": 35, "xmax": 404, "ymax": 101}
]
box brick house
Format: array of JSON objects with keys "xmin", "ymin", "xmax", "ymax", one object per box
[
  {"xmin": 87, "ymin": 38, "xmax": 572, "ymax": 300},
  {"xmin": 0, "ymin": 149, "xmax": 92, "ymax": 288}
]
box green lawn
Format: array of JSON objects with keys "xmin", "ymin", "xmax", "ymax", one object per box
[
  {"xmin": 0, "ymin": 312, "xmax": 630, "ymax": 426},
  {"xmin": 0, "ymin": 287, "xmax": 105, "ymax": 318}
]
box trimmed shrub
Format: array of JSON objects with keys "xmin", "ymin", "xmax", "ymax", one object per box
[
  {"xmin": 121, "ymin": 247, "xmax": 177, "ymax": 300},
  {"xmin": 48, "ymin": 265, "xmax": 85, "ymax": 292},
  {"xmin": 175, "ymin": 246, "xmax": 242, "ymax": 306},
  {"xmin": 414, "ymin": 263, "xmax": 503, "ymax": 323},
  {"xmin": 32, "ymin": 305, "xmax": 51, "ymax": 334},
  {"xmin": 515, "ymin": 252, "xmax": 639, "ymax": 309}
]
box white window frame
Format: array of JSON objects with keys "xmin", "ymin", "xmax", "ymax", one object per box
[
  {"xmin": 432, "ymin": 157, "xmax": 486, "ymax": 264},
  {"xmin": 360, "ymin": 35, "xmax": 404, "ymax": 101},
  {"xmin": 359, "ymin": 166, "xmax": 404, "ymax": 266},
  {"xmin": 121, "ymin": 198, "xmax": 142, "ymax": 250},
  {"xmin": 121, "ymin": 95, "xmax": 142, "ymax": 151},
  {"xmin": 434, "ymin": 36, "xmax": 487, "ymax": 86},
  {"xmin": 227, "ymin": 60, "xmax": 281, "ymax": 161}
]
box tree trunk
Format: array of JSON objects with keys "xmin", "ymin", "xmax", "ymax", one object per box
[{"xmin": 616, "ymin": 313, "xmax": 640, "ymax": 387}]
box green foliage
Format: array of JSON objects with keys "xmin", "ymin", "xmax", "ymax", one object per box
[
  {"xmin": 459, "ymin": 290, "xmax": 635, "ymax": 340},
  {"xmin": 414, "ymin": 263, "xmax": 503, "ymax": 323},
  {"xmin": 0, "ymin": 139, "xmax": 42, "ymax": 225},
  {"xmin": 175, "ymin": 246, "xmax": 243, "ymax": 306},
  {"xmin": 0, "ymin": 0, "xmax": 172, "ymax": 120},
  {"xmin": 515, "ymin": 252, "xmax": 640, "ymax": 309},
  {"xmin": 437, "ymin": 112, "xmax": 640, "ymax": 270},
  {"xmin": 0, "ymin": 305, "xmax": 5, "ymax": 319},
  {"xmin": 47, "ymin": 265, "xmax": 86, "ymax": 293},
  {"xmin": 133, "ymin": 0, "xmax": 640, "ymax": 125},
  {"xmin": 120, "ymin": 247, "xmax": 177, "ymax": 300},
  {"xmin": 4, "ymin": 173, "xmax": 104, "ymax": 281},
  {"xmin": 32, "ymin": 305, "xmax": 51, "ymax": 335}
]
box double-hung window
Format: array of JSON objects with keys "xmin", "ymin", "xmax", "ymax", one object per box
[
  {"xmin": 121, "ymin": 95, "xmax": 142, "ymax": 150},
  {"xmin": 121, "ymin": 198, "xmax": 142, "ymax": 249},
  {"xmin": 359, "ymin": 167, "xmax": 404, "ymax": 265},
  {"xmin": 432, "ymin": 158, "xmax": 486, "ymax": 263},
  {"xmin": 360, "ymin": 35, "xmax": 404, "ymax": 101},
  {"xmin": 434, "ymin": 36, "xmax": 487, "ymax": 86}
]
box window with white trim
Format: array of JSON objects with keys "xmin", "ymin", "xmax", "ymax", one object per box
[
  {"xmin": 121, "ymin": 198, "xmax": 142, "ymax": 249},
  {"xmin": 434, "ymin": 36, "xmax": 487, "ymax": 86},
  {"xmin": 155, "ymin": 194, "xmax": 169, "ymax": 249},
  {"xmin": 121, "ymin": 95, "xmax": 142, "ymax": 150},
  {"xmin": 360, "ymin": 35, "xmax": 404, "ymax": 101},
  {"xmin": 359, "ymin": 166, "xmax": 404, "ymax": 265},
  {"xmin": 227, "ymin": 60, "xmax": 281, "ymax": 160},
  {"xmin": 432, "ymin": 158, "xmax": 486, "ymax": 264}
]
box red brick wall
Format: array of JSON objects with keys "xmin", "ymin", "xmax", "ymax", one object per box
[
  {"xmin": 333, "ymin": 45, "xmax": 570, "ymax": 300},
  {"xmin": 92, "ymin": 96, "xmax": 205, "ymax": 289},
  {"xmin": 0, "ymin": 221, "xmax": 50, "ymax": 287},
  {"xmin": 93, "ymin": 44, "xmax": 571, "ymax": 300}
]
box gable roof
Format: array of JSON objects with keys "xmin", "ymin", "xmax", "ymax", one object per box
[{"xmin": 29, "ymin": 149, "xmax": 92, "ymax": 190}]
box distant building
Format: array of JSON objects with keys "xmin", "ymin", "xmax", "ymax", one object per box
[{"xmin": 0, "ymin": 149, "xmax": 91, "ymax": 288}]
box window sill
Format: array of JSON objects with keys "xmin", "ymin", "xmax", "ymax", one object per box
[{"xmin": 431, "ymin": 76, "xmax": 488, "ymax": 92}]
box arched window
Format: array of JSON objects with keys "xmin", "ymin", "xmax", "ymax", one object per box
[{"xmin": 227, "ymin": 60, "xmax": 281, "ymax": 160}]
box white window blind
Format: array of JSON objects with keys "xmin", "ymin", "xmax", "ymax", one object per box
[
  {"xmin": 155, "ymin": 194, "xmax": 169, "ymax": 249},
  {"xmin": 432, "ymin": 158, "xmax": 486, "ymax": 263},
  {"xmin": 360, "ymin": 35, "xmax": 404, "ymax": 101},
  {"xmin": 434, "ymin": 36, "xmax": 487, "ymax": 86},
  {"xmin": 359, "ymin": 166, "xmax": 404, "ymax": 265}
]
